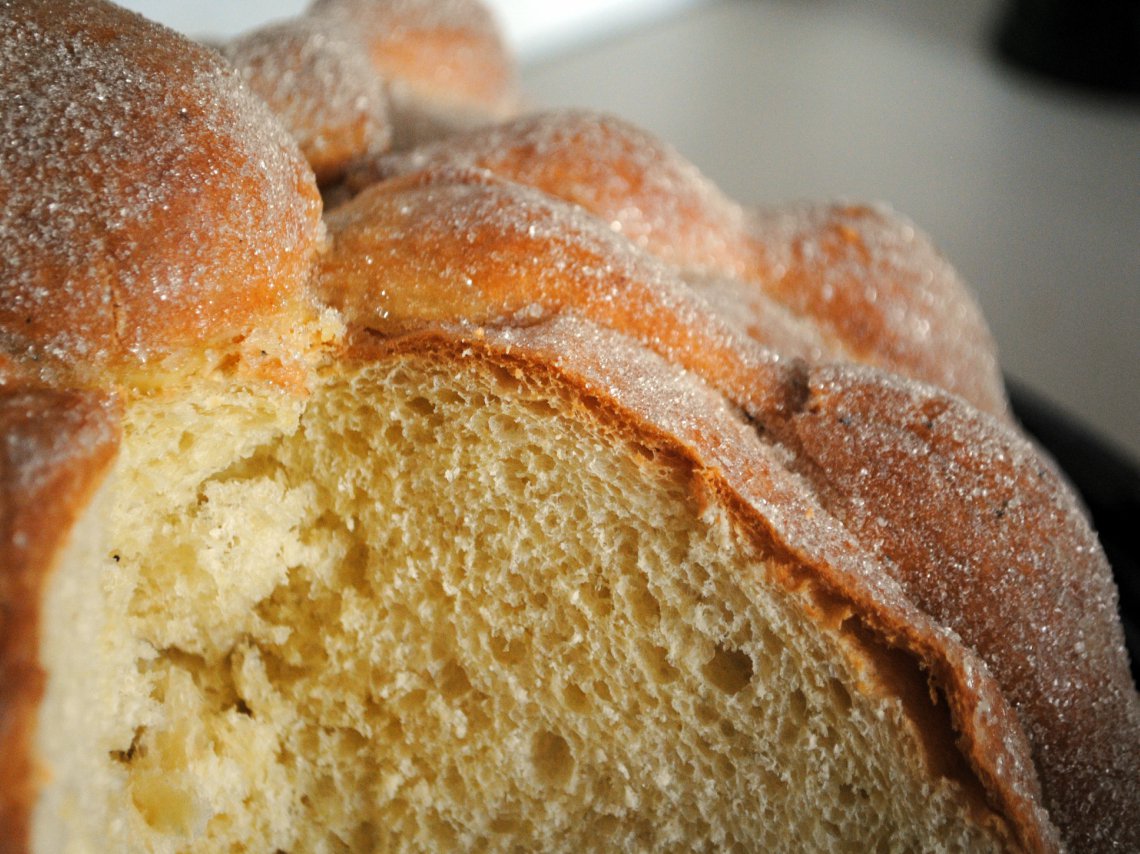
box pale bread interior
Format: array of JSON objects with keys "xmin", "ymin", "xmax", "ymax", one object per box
[{"xmin": 34, "ymin": 351, "xmax": 1009, "ymax": 852}]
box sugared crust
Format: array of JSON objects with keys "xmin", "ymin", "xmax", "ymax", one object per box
[
  {"xmin": 347, "ymin": 111, "xmax": 1007, "ymax": 417},
  {"xmin": 311, "ymin": 0, "xmax": 516, "ymax": 112},
  {"xmin": 0, "ymin": 0, "xmax": 322, "ymax": 377},
  {"xmin": 319, "ymin": 169, "xmax": 806, "ymax": 421},
  {"xmin": 219, "ymin": 0, "xmax": 518, "ymax": 183},
  {"xmin": 222, "ymin": 18, "xmax": 391, "ymax": 185},
  {"xmin": 345, "ymin": 111, "xmax": 759, "ymax": 275},
  {"xmin": 750, "ymin": 203, "xmax": 1007, "ymax": 418},
  {"xmin": 0, "ymin": 381, "xmax": 120, "ymax": 854},
  {"xmin": 777, "ymin": 370, "xmax": 1140, "ymax": 851}
]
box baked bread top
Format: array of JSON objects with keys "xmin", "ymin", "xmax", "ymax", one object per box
[
  {"xmin": 1, "ymin": 2, "xmax": 1137, "ymax": 852},
  {"xmin": 343, "ymin": 111, "xmax": 1008, "ymax": 418},
  {"xmin": 0, "ymin": 0, "xmax": 324, "ymax": 388},
  {"xmin": 221, "ymin": 0, "xmax": 518, "ymax": 182}
]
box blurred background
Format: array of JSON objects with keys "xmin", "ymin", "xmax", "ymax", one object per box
[{"xmin": 121, "ymin": 0, "xmax": 1139, "ymax": 462}]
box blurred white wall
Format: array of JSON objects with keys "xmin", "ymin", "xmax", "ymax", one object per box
[{"xmin": 114, "ymin": 0, "xmax": 706, "ymax": 60}]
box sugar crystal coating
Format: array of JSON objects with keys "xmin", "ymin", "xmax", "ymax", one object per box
[
  {"xmin": 322, "ymin": 169, "xmax": 804, "ymax": 420},
  {"xmin": 311, "ymin": 0, "xmax": 517, "ymax": 109},
  {"xmin": 222, "ymin": 17, "xmax": 391, "ymax": 184},
  {"xmin": 349, "ymin": 111, "xmax": 1007, "ymax": 416},
  {"xmin": 216, "ymin": 0, "xmax": 518, "ymax": 184},
  {"xmin": 348, "ymin": 110, "xmax": 756, "ymax": 276},
  {"xmin": 0, "ymin": 0, "xmax": 322, "ymax": 375},
  {"xmin": 750, "ymin": 203, "xmax": 1007, "ymax": 419},
  {"xmin": 782, "ymin": 367, "xmax": 1140, "ymax": 851}
]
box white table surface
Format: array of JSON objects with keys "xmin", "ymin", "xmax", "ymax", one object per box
[{"xmin": 118, "ymin": 0, "xmax": 1140, "ymax": 459}]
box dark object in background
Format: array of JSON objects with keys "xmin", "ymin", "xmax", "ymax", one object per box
[
  {"xmin": 995, "ymin": 0, "xmax": 1140, "ymax": 95},
  {"xmin": 1008, "ymin": 377, "xmax": 1140, "ymax": 688}
]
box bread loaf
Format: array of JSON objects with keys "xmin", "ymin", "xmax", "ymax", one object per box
[{"xmin": 1, "ymin": 2, "xmax": 1137, "ymax": 852}]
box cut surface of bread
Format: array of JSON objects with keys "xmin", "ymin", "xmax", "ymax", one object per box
[{"xmin": 33, "ymin": 330, "xmax": 1016, "ymax": 852}]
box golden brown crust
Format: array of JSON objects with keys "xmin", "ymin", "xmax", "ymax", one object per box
[
  {"xmin": 320, "ymin": 168, "xmax": 805, "ymax": 420},
  {"xmin": 750, "ymin": 203, "xmax": 1007, "ymax": 418},
  {"xmin": 346, "ymin": 111, "xmax": 1007, "ymax": 417},
  {"xmin": 345, "ymin": 110, "xmax": 757, "ymax": 274},
  {"xmin": 0, "ymin": 0, "xmax": 322, "ymax": 379},
  {"xmin": 0, "ymin": 381, "xmax": 120, "ymax": 854},
  {"xmin": 310, "ymin": 0, "xmax": 517, "ymax": 114},
  {"xmin": 773, "ymin": 369, "xmax": 1140, "ymax": 852},
  {"xmin": 220, "ymin": 0, "xmax": 518, "ymax": 182},
  {"xmin": 222, "ymin": 18, "xmax": 391, "ymax": 185}
]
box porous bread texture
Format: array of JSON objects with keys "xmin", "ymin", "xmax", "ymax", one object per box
[{"xmin": 30, "ymin": 342, "xmax": 1013, "ymax": 852}]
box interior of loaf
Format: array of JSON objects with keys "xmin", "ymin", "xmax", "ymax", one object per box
[{"xmin": 34, "ymin": 351, "xmax": 1010, "ymax": 853}]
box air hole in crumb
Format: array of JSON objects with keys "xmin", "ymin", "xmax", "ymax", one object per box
[
  {"xmin": 639, "ymin": 641, "xmax": 679, "ymax": 684},
  {"xmin": 437, "ymin": 660, "xmax": 472, "ymax": 700},
  {"xmin": 577, "ymin": 581, "xmax": 613, "ymax": 617},
  {"xmin": 563, "ymin": 682, "xmax": 592, "ymax": 713},
  {"xmin": 351, "ymin": 821, "xmax": 378, "ymax": 849},
  {"xmin": 828, "ymin": 677, "xmax": 852, "ymax": 713},
  {"xmin": 594, "ymin": 814, "xmax": 621, "ymax": 838},
  {"xmin": 702, "ymin": 645, "xmax": 753, "ymax": 695},
  {"xmin": 532, "ymin": 730, "xmax": 573, "ymax": 788},
  {"xmin": 488, "ymin": 363, "xmax": 525, "ymax": 393},
  {"xmin": 714, "ymin": 752, "xmax": 734, "ymax": 779},
  {"xmin": 622, "ymin": 573, "xmax": 660, "ymax": 626},
  {"xmin": 522, "ymin": 398, "xmax": 559, "ymax": 418},
  {"xmin": 109, "ymin": 727, "xmax": 146, "ymax": 764},
  {"xmin": 788, "ymin": 688, "xmax": 807, "ymax": 723},
  {"xmin": 337, "ymin": 541, "xmax": 372, "ymax": 591},
  {"xmin": 489, "ymin": 633, "xmax": 528, "ymax": 666},
  {"xmin": 427, "ymin": 811, "xmax": 458, "ymax": 847},
  {"xmin": 630, "ymin": 442, "xmax": 657, "ymax": 462},
  {"xmin": 490, "ymin": 815, "xmax": 520, "ymax": 834},
  {"xmin": 779, "ymin": 690, "xmax": 809, "ymax": 746},
  {"xmin": 821, "ymin": 818, "xmax": 843, "ymax": 839},
  {"xmin": 407, "ymin": 396, "xmax": 435, "ymax": 416},
  {"xmin": 757, "ymin": 766, "xmax": 785, "ymax": 793}
]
